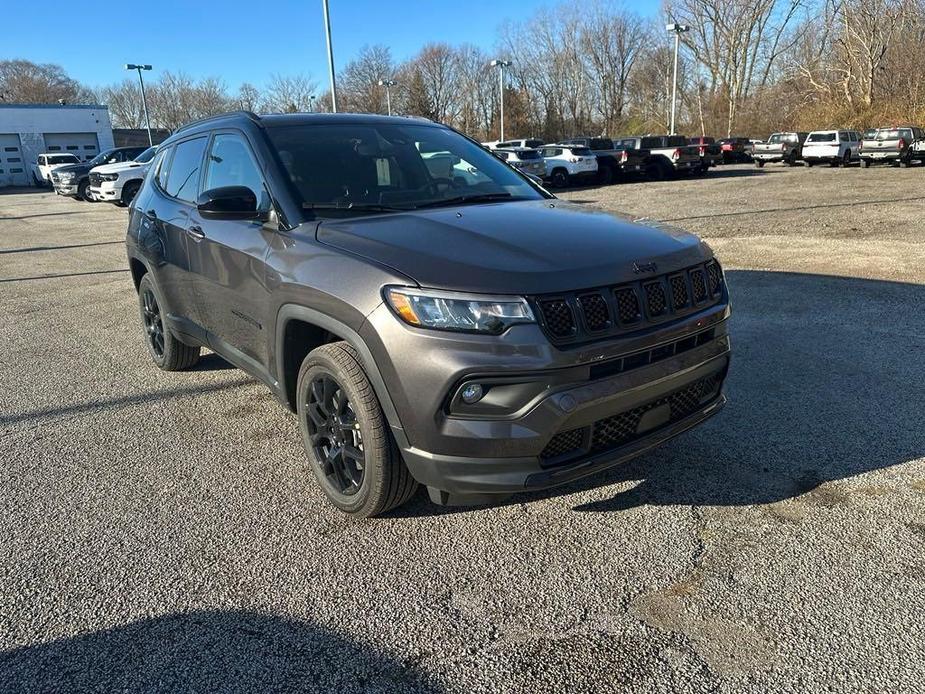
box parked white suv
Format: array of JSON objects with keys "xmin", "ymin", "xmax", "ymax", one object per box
[
  {"xmin": 538, "ymin": 144, "xmax": 598, "ymax": 187},
  {"xmin": 483, "ymin": 138, "xmax": 545, "ymax": 150},
  {"xmin": 493, "ymin": 147, "xmax": 547, "ymax": 178},
  {"xmin": 89, "ymin": 146, "xmax": 157, "ymax": 205},
  {"xmin": 32, "ymin": 153, "xmax": 81, "ymax": 186},
  {"xmin": 802, "ymin": 130, "xmax": 861, "ymax": 167}
]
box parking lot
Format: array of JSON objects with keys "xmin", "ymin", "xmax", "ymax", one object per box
[{"xmin": 2, "ymin": 164, "xmax": 924, "ymax": 692}]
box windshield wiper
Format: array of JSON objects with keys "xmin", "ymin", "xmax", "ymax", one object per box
[
  {"xmin": 303, "ymin": 202, "xmax": 413, "ymax": 214},
  {"xmin": 413, "ymin": 192, "xmax": 516, "ymax": 209}
]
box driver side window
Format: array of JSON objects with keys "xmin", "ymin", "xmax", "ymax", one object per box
[{"xmin": 204, "ymin": 133, "xmax": 269, "ymax": 211}]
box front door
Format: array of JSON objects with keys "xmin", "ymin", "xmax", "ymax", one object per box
[{"xmin": 186, "ymin": 131, "xmax": 274, "ymax": 370}]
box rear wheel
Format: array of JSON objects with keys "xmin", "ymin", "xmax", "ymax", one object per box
[
  {"xmin": 297, "ymin": 342, "xmax": 418, "ymax": 517},
  {"xmin": 755, "ymin": 159, "xmax": 765, "ymax": 168},
  {"xmin": 899, "ymin": 157, "xmax": 910, "ymax": 168},
  {"xmin": 597, "ymin": 165, "xmax": 614, "ymax": 185},
  {"xmin": 137, "ymin": 273, "xmax": 200, "ymax": 371},
  {"xmin": 861, "ymin": 158, "xmax": 871, "ymax": 169},
  {"xmin": 805, "ymin": 160, "xmax": 814, "ymax": 167},
  {"xmin": 550, "ymin": 168, "xmax": 569, "ymax": 188},
  {"xmin": 785, "ymin": 152, "xmax": 797, "ymax": 166},
  {"xmin": 840, "ymin": 150, "xmax": 851, "ymax": 167}
]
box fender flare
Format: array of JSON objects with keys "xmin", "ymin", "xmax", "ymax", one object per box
[{"xmin": 275, "ymin": 304, "xmax": 406, "ymax": 441}]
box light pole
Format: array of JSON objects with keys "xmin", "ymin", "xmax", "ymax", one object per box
[
  {"xmin": 322, "ymin": 0, "xmax": 338, "ymax": 112},
  {"xmin": 490, "ymin": 59, "xmax": 512, "ymax": 141},
  {"xmin": 378, "ymin": 79, "xmax": 396, "ymax": 116},
  {"xmin": 666, "ymin": 23, "xmax": 690, "ymax": 135},
  {"xmin": 309, "ymin": 95, "xmax": 317, "ymax": 112},
  {"xmin": 125, "ymin": 64, "xmax": 153, "ymax": 146}
]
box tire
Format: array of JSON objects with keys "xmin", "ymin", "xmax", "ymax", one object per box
[
  {"xmin": 297, "ymin": 342, "xmax": 418, "ymax": 517},
  {"xmin": 755, "ymin": 160, "xmax": 765, "ymax": 168},
  {"xmin": 840, "ymin": 151, "xmax": 851, "ymax": 167},
  {"xmin": 121, "ymin": 181, "xmax": 141, "ymax": 206},
  {"xmin": 550, "ymin": 168, "xmax": 569, "ymax": 188},
  {"xmin": 899, "ymin": 158, "xmax": 910, "ymax": 169},
  {"xmin": 597, "ymin": 165, "xmax": 614, "ymax": 185},
  {"xmin": 786, "ymin": 152, "xmax": 797, "ymax": 167},
  {"xmin": 77, "ymin": 179, "xmax": 93, "ymax": 202},
  {"xmin": 861, "ymin": 158, "xmax": 870, "ymax": 169},
  {"xmin": 805, "ymin": 160, "xmax": 814, "ymax": 167},
  {"xmin": 137, "ymin": 273, "xmax": 200, "ymax": 371}
]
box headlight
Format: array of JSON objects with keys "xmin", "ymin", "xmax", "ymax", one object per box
[
  {"xmin": 101, "ymin": 173, "xmax": 119, "ymax": 182},
  {"xmin": 58, "ymin": 172, "xmax": 75, "ymax": 182},
  {"xmin": 385, "ymin": 287, "xmax": 535, "ymax": 334}
]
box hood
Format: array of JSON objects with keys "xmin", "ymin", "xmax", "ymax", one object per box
[
  {"xmin": 53, "ymin": 162, "xmax": 91, "ymax": 176},
  {"xmin": 91, "ymin": 161, "xmax": 147, "ymax": 175},
  {"xmin": 315, "ymin": 200, "xmax": 710, "ymax": 295}
]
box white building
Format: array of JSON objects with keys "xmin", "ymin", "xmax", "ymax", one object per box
[{"xmin": 0, "ymin": 104, "xmax": 115, "ymax": 187}]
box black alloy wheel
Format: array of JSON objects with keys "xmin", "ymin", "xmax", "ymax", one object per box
[
  {"xmin": 305, "ymin": 374, "xmax": 366, "ymax": 496},
  {"xmin": 141, "ymin": 287, "xmax": 165, "ymax": 359}
]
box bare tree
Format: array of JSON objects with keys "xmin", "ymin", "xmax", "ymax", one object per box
[
  {"xmin": 263, "ymin": 74, "xmax": 319, "ymax": 113},
  {"xmin": 100, "ymin": 79, "xmax": 146, "ymax": 128},
  {"xmin": 0, "ymin": 59, "xmax": 90, "ymax": 104},
  {"xmin": 339, "ymin": 44, "xmax": 394, "ymax": 113}
]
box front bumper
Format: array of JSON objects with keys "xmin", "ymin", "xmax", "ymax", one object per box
[
  {"xmin": 361, "ymin": 297, "xmax": 730, "ymax": 499},
  {"xmin": 90, "ymin": 182, "xmax": 121, "ymax": 202},
  {"xmin": 53, "ymin": 183, "xmax": 79, "ymax": 196}
]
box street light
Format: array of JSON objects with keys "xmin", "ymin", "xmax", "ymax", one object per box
[
  {"xmin": 309, "ymin": 95, "xmax": 317, "ymax": 112},
  {"xmin": 490, "ymin": 59, "xmax": 513, "ymax": 141},
  {"xmin": 378, "ymin": 79, "xmax": 396, "ymax": 116},
  {"xmin": 322, "ymin": 0, "xmax": 338, "ymax": 112},
  {"xmin": 666, "ymin": 23, "xmax": 690, "ymax": 136},
  {"xmin": 125, "ymin": 63, "xmax": 153, "ymax": 146}
]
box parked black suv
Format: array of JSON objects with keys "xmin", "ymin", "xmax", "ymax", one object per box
[
  {"xmin": 51, "ymin": 146, "xmax": 147, "ymax": 201},
  {"xmin": 126, "ymin": 112, "xmax": 731, "ymax": 517}
]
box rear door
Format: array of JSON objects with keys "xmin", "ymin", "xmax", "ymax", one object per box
[{"xmin": 187, "ymin": 130, "xmax": 274, "ymax": 368}]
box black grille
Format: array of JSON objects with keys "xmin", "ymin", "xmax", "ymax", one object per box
[
  {"xmin": 706, "ymin": 261, "xmax": 723, "ymax": 295},
  {"xmin": 615, "ymin": 288, "xmax": 641, "ymax": 324},
  {"xmin": 533, "ymin": 260, "xmax": 725, "ymax": 345},
  {"xmin": 578, "ymin": 293, "xmax": 610, "ymax": 332},
  {"xmin": 669, "ymin": 275, "xmax": 689, "ymax": 309},
  {"xmin": 538, "ymin": 299, "xmax": 576, "ymax": 337},
  {"xmin": 540, "ymin": 428, "xmax": 584, "ymax": 460},
  {"xmin": 540, "ymin": 372, "xmax": 724, "ymax": 466},
  {"xmin": 89, "ymin": 172, "xmax": 103, "ymax": 186},
  {"xmin": 644, "ymin": 282, "xmax": 667, "ymax": 316}
]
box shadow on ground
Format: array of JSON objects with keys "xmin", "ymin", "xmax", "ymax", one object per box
[
  {"xmin": 394, "ymin": 270, "xmax": 925, "ymax": 517},
  {"xmin": 0, "ymin": 610, "xmax": 442, "ymax": 694}
]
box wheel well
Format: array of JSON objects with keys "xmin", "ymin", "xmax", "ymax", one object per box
[
  {"xmin": 552, "ymin": 166, "xmax": 568, "ymax": 175},
  {"xmin": 129, "ymin": 258, "xmax": 147, "ymax": 291},
  {"xmin": 282, "ymin": 319, "xmax": 340, "ymax": 410}
]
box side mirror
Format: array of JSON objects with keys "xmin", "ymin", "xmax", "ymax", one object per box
[{"xmin": 197, "ymin": 186, "xmax": 259, "ymax": 220}]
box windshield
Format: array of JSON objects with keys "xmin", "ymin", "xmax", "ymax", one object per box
[
  {"xmin": 49, "ymin": 155, "xmax": 79, "ymax": 164},
  {"xmin": 875, "ymin": 129, "xmax": 910, "ymax": 141},
  {"xmin": 266, "ymin": 122, "xmax": 545, "ymax": 216},
  {"xmin": 134, "ymin": 147, "xmax": 157, "ymax": 163},
  {"xmin": 807, "ymin": 133, "xmax": 836, "ymax": 143}
]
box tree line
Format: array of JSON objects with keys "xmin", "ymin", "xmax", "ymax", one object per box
[{"xmin": 3, "ymin": 0, "xmax": 924, "ymax": 141}]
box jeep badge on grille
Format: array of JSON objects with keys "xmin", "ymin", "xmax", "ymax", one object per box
[{"xmin": 632, "ymin": 261, "xmax": 658, "ymax": 274}]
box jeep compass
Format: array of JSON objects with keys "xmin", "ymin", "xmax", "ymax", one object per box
[{"xmin": 126, "ymin": 111, "xmax": 730, "ymax": 517}]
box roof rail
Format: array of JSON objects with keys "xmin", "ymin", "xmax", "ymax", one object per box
[{"xmin": 173, "ymin": 110, "xmax": 262, "ymax": 134}]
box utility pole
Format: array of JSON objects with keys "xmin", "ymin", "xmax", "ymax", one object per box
[
  {"xmin": 322, "ymin": 0, "xmax": 338, "ymax": 112},
  {"xmin": 378, "ymin": 79, "xmax": 396, "ymax": 116},
  {"xmin": 666, "ymin": 24, "xmax": 690, "ymax": 135},
  {"xmin": 490, "ymin": 59, "xmax": 512, "ymax": 141},
  {"xmin": 125, "ymin": 64, "xmax": 153, "ymax": 146}
]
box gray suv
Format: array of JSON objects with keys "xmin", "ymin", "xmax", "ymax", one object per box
[{"xmin": 126, "ymin": 112, "xmax": 731, "ymax": 517}]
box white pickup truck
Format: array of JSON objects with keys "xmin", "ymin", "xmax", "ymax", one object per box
[
  {"xmin": 89, "ymin": 145, "xmax": 157, "ymax": 205},
  {"xmin": 31, "ymin": 153, "xmax": 81, "ymax": 186}
]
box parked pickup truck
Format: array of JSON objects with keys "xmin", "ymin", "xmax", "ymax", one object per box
[
  {"xmin": 558, "ymin": 137, "xmax": 646, "ymax": 184},
  {"xmin": 752, "ymin": 132, "xmax": 808, "ymax": 167},
  {"xmin": 689, "ymin": 137, "xmax": 722, "ymax": 170},
  {"xmin": 859, "ymin": 126, "xmax": 925, "ymax": 168},
  {"xmin": 617, "ymin": 135, "xmax": 702, "ymax": 178}
]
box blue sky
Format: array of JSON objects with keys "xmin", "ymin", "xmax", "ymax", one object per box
[{"xmin": 8, "ymin": 0, "xmax": 661, "ymax": 90}]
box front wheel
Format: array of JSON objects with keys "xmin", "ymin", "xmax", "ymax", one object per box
[
  {"xmin": 550, "ymin": 169, "xmax": 569, "ymax": 188},
  {"xmin": 78, "ymin": 179, "xmax": 93, "ymax": 202},
  {"xmin": 121, "ymin": 181, "xmax": 141, "ymax": 207},
  {"xmin": 137, "ymin": 273, "xmax": 200, "ymax": 371},
  {"xmin": 297, "ymin": 342, "xmax": 418, "ymax": 517},
  {"xmin": 755, "ymin": 159, "xmax": 765, "ymax": 168}
]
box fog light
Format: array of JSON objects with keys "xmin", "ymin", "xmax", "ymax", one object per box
[{"xmin": 461, "ymin": 383, "xmax": 484, "ymax": 404}]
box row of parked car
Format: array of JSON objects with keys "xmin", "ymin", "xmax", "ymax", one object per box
[
  {"xmin": 31, "ymin": 145, "xmax": 158, "ymax": 204},
  {"xmin": 483, "ymin": 126, "xmax": 925, "ymax": 188}
]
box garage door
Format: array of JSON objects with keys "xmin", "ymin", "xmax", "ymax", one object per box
[
  {"xmin": 43, "ymin": 132, "xmax": 99, "ymax": 162},
  {"xmin": 0, "ymin": 134, "xmax": 28, "ymax": 187}
]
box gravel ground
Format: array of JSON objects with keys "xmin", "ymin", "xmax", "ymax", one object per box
[{"xmin": 1, "ymin": 165, "xmax": 923, "ymax": 693}]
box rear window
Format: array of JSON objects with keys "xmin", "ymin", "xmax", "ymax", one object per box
[
  {"xmin": 875, "ymin": 129, "xmax": 912, "ymax": 140},
  {"xmin": 48, "ymin": 155, "xmax": 79, "ymax": 164},
  {"xmin": 524, "ymin": 139, "xmax": 544, "ymax": 149},
  {"xmin": 515, "ymin": 150, "xmax": 542, "ymax": 160},
  {"xmin": 807, "ymin": 133, "xmax": 836, "ymax": 143},
  {"xmin": 590, "ymin": 138, "xmax": 613, "ymax": 150},
  {"xmin": 569, "ymin": 147, "xmax": 593, "ymax": 156},
  {"xmin": 768, "ymin": 133, "xmax": 799, "ymax": 144}
]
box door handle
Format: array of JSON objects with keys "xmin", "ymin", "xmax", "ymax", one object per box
[{"xmin": 187, "ymin": 225, "xmax": 205, "ymax": 241}]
